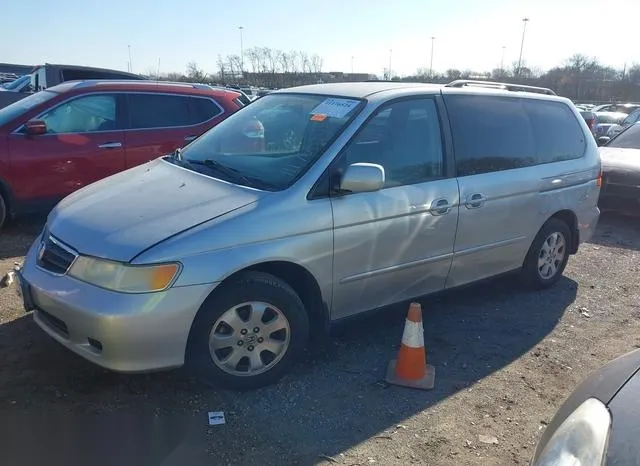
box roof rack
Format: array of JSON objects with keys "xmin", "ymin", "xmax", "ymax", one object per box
[
  {"xmin": 73, "ymin": 80, "xmax": 224, "ymax": 90},
  {"xmin": 444, "ymin": 79, "xmax": 556, "ymax": 96}
]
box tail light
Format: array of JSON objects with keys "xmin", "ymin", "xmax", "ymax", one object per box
[{"xmin": 596, "ymin": 170, "xmax": 602, "ymax": 187}]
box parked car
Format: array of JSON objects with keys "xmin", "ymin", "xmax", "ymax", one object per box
[
  {"xmin": 0, "ymin": 80, "xmax": 244, "ymax": 228},
  {"xmin": 0, "ymin": 63, "xmax": 147, "ymax": 109},
  {"xmin": 531, "ymin": 348, "xmax": 640, "ymax": 466},
  {"xmin": 15, "ymin": 80, "xmax": 600, "ymax": 389},
  {"xmin": 592, "ymin": 111, "xmax": 627, "ymax": 138},
  {"xmin": 606, "ymin": 107, "xmax": 640, "ymax": 138},
  {"xmin": 0, "ymin": 72, "xmax": 19, "ymax": 84},
  {"xmin": 597, "ymin": 122, "xmax": 640, "ymax": 211},
  {"xmin": 0, "ymin": 74, "xmax": 32, "ymax": 93},
  {"xmin": 580, "ymin": 110, "xmax": 597, "ymax": 136},
  {"xmin": 591, "ymin": 103, "xmax": 640, "ymax": 114}
]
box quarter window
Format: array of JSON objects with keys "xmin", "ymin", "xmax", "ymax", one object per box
[
  {"xmin": 523, "ymin": 99, "xmax": 585, "ymax": 164},
  {"xmin": 39, "ymin": 94, "xmax": 117, "ymax": 134},
  {"xmin": 190, "ymin": 97, "xmax": 223, "ymax": 123},
  {"xmin": 339, "ymin": 99, "xmax": 444, "ymax": 188}
]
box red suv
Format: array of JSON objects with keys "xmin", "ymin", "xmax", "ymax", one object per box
[{"xmin": 0, "ymin": 80, "xmax": 244, "ymax": 228}]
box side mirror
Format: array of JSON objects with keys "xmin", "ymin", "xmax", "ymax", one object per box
[
  {"xmin": 24, "ymin": 119, "xmax": 47, "ymax": 136},
  {"xmin": 597, "ymin": 136, "xmax": 610, "ymax": 146},
  {"xmin": 339, "ymin": 163, "xmax": 385, "ymax": 194}
]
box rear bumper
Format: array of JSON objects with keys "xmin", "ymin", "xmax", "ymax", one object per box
[
  {"xmin": 576, "ymin": 205, "xmax": 600, "ymax": 246},
  {"xmin": 21, "ymin": 239, "xmax": 214, "ymax": 373}
]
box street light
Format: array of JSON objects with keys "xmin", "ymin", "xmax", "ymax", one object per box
[
  {"xmin": 351, "ymin": 56, "xmax": 354, "ymax": 74},
  {"xmin": 500, "ymin": 46, "xmax": 506, "ymax": 75},
  {"xmin": 128, "ymin": 45, "xmax": 133, "ymax": 73},
  {"xmin": 517, "ymin": 18, "xmax": 529, "ymax": 76},
  {"xmin": 238, "ymin": 26, "xmax": 244, "ymax": 76},
  {"xmin": 388, "ymin": 49, "xmax": 392, "ymax": 79},
  {"xmin": 429, "ymin": 36, "xmax": 435, "ymax": 79}
]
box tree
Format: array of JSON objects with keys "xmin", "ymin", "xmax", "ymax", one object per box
[
  {"xmin": 445, "ymin": 69, "xmax": 462, "ymax": 81},
  {"xmin": 310, "ymin": 54, "xmax": 323, "ymax": 73},
  {"xmin": 216, "ymin": 55, "xmax": 227, "ymax": 82},
  {"xmin": 186, "ymin": 61, "xmax": 207, "ymax": 83}
]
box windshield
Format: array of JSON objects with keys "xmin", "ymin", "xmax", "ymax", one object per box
[
  {"xmin": 595, "ymin": 112, "xmax": 626, "ymax": 124},
  {"xmin": 608, "ymin": 123, "xmax": 640, "ymax": 149},
  {"xmin": 0, "ymin": 90, "xmax": 59, "ymax": 128},
  {"xmin": 177, "ymin": 93, "xmax": 363, "ymax": 190},
  {"xmin": 1, "ymin": 75, "xmax": 30, "ymax": 91}
]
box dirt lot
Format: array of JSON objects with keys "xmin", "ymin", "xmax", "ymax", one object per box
[{"xmin": 1, "ymin": 213, "xmax": 639, "ymax": 466}]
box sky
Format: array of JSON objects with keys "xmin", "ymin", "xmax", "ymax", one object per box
[{"xmin": 3, "ymin": 0, "xmax": 639, "ymax": 78}]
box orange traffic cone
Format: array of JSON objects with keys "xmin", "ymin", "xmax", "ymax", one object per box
[{"xmin": 385, "ymin": 302, "xmax": 435, "ymax": 390}]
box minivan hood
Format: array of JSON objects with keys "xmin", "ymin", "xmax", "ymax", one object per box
[{"xmin": 47, "ymin": 158, "xmax": 265, "ymax": 262}]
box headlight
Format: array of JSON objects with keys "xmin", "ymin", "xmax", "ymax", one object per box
[
  {"xmin": 534, "ymin": 398, "xmax": 610, "ymax": 466},
  {"xmin": 68, "ymin": 256, "xmax": 180, "ymax": 293}
]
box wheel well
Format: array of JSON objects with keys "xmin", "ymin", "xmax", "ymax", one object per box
[
  {"xmin": 243, "ymin": 261, "xmax": 328, "ymax": 336},
  {"xmin": 549, "ymin": 210, "xmax": 579, "ymax": 254}
]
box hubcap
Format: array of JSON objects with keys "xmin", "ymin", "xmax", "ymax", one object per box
[
  {"xmin": 537, "ymin": 232, "xmax": 566, "ymax": 279},
  {"xmin": 208, "ymin": 301, "xmax": 291, "ymax": 376}
]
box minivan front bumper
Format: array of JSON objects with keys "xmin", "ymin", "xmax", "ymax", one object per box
[{"xmin": 20, "ymin": 238, "xmax": 214, "ymax": 373}]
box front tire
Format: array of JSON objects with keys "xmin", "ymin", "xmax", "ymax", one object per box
[
  {"xmin": 522, "ymin": 218, "xmax": 571, "ymax": 289},
  {"xmin": 186, "ymin": 271, "xmax": 309, "ymax": 390}
]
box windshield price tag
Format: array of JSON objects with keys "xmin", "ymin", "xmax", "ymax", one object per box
[{"xmin": 310, "ymin": 98, "xmax": 360, "ymax": 119}]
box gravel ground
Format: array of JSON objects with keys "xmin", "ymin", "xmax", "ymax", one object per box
[{"xmin": 0, "ymin": 213, "xmax": 639, "ymax": 466}]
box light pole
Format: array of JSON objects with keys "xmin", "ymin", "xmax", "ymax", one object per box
[
  {"xmin": 238, "ymin": 26, "xmax": 244, "ymax": 76},
  {"xmin": 500, "ymin": 46, "xmax": 506, "ymax": 75},
  {"xmin": 429, "ymin": 36, "xmax": 435, "ymax": 79},
  {"xmin": 517, "ymin": 18, "xmax": 529, "ymax": 76},
  {"xmin": 388, "ymin": 49, "xmax": 392, "ymax": 79},
  {"xmin": 128, "ymin": 45, "xmax": 133, "ymax": 73},
  {"xmin": 351, "ymin": 56, "xmax": 354, "ymax": 74}
]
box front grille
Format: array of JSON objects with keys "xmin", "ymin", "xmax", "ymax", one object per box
[{"xmin": 37, "ymin": 235, "xmax": 77, "ymax": 274}]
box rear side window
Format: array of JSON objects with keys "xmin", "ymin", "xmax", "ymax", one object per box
[
  {"xmin": 445, "ymin": 95, "xmax": 585, "ymax": 177},
  {"xmin": 445, "ymin": 95, "xmax": 535, "ymax": 176},
  {"xmin": 128, "ymin": 94, "xmax": 193, "ymax": 129},
  {"xmin": 523, "ymin": 100, "xmax": 585, "ymax": 164},
  {"xmin": 189, "ymin": 97, "xmax": 223, "ymax": 123}
]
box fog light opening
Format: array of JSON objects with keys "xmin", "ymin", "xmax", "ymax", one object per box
[{"xmin": 87, "ymin": 337, "xmax": 103, "ymax": 353}]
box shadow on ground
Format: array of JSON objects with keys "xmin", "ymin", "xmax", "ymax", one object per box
[
  {"xmin": 590, "ymin": 211, "xmax": 640, "ymax": 251},
  {"xmin": 0, "ymin": 272, "xmax": 576, "ymax": 465}
]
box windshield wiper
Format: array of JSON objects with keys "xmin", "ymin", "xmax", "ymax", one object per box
[{"xmin": 187, "ymin": 159, "xmax": 258, "ymax": 187}]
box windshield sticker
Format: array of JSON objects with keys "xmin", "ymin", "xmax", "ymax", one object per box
[
  {"xmin": 310, "ymin": 113, "xmax": 328, "ymax": 122},
  {"xmin": 310, "ymin": 98, "xmax": 360, "ymax": 119}
]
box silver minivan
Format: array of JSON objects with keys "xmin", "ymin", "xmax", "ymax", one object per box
[{"xmin": 16, "ymin": 81, "xmax": 601, "ymax": 389}]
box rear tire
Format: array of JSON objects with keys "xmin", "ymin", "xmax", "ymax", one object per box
[
  {"xmin": 186, "ymin": 271, "xmax": 309, "ymax": 390},
  {"xmin": 522, "ymin": 218, "xmax": 572, "ymax": 289}
]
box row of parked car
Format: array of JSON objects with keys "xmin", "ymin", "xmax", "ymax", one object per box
[{"xmin": 576, "ymin": 101, "xmax": 640, "ymax": 144}]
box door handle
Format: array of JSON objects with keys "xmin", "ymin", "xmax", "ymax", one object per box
[
  {"xmin": 428, "ymin": 198, "xmax": 451, "ymax": 216},
  {"xmin": 98, "ymin": 142, "xmax": 122, "ymax": 149},
  {"xmin": 184, "ymin": 135, "xmax": 197, "ymax": 142},
  {"xmin": 464, "ymin": 193, "xmax": 487, "ymax": 209}
]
